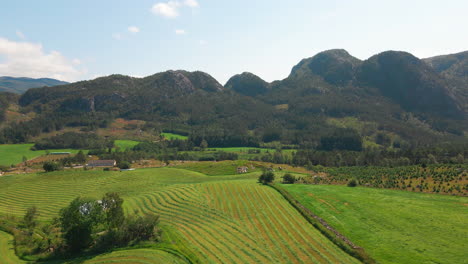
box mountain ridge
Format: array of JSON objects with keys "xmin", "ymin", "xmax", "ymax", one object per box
[
  {"xmin": 1, "ymin": 49, "xmax": 467, "ymax": 147},
  {"xmin": 0, "ymin": 76, "xmax": 68, "ymax": 94}
]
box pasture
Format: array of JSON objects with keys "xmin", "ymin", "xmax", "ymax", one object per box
[
  {"xmin": 0, "ymin": 231, "xmax": 26, "ymax": 264},
  {"xmin": 283, "ymin": 184, "xmax": 468, "ymax": 264},
  {"xmin": 114, "ymin": 139, "xmax": 140, "ymax": 150},
  {"xmin": 0, "ymin": 167, "xmax": 359, "ymax": 263},
  {"xmin": 0, "ymin": 144, "xmax": 80, "ymax": 166},
  {"xmin": 161, "ymin": 133, "xmax": 188, "ymax": 140}
]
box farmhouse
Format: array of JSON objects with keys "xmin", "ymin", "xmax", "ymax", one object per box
[
  {"xmin": 86, "ymin": 160, "xmax": 117, "ymax": 167},
  {"xmin": 237, "ymin": 166, "xmax": 248, "ymax": 174}
]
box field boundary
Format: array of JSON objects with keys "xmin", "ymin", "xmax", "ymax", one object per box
[{"xmin": 269, "ymin": 183, "xmax": 376, "ymax": 264}]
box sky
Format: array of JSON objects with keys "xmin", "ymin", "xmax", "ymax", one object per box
[{"xmin": 0, "ymin": 0, "xmax": 467, "ymax": 84}]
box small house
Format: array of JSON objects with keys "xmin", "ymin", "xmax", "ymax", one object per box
[
  {"xmin": 237, "ymin": 166, "xmax": 248, "ymax": 174},
  {"xmin": 86, "ymin": 160, "xmax": 117, "ymax": 168}
]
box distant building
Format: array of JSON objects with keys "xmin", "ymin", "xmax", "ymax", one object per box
[
  {"xmin": 86, "ymin": 160, "xmax": 116, "ymax": 167},
  {"xmin": 237, "ymin": 166, "xmax": 248, "ymax": 174}
]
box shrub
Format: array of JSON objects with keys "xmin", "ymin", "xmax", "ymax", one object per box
[
  {"xmin": 43, "ymin": 162, "xmax": 61, "ymax": 172},
  {"xmin": 258, "ymin": 171, "xmax": 275, "ymax": 185},
  {"xmin": 347, "ymin": 179, "xmax": 358, "ymax": 187},
  {"xmin": 282, "ymin": 173, "xmax": 296, "ymax": 184},
  {"xmin": 118, "ymin": 161, "xmax": 131, "ymax": 170}
]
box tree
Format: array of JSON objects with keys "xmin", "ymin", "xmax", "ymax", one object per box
[
  {"xmin": 258, "ymin": 171, "xmax": 275, "ymax": 185},
  {"xmin": 43, "ymin": 162, "xmax": 61, "ymax": 172},
  {"xmin": 282, "ymin": 173, "xmax": 296, "ymax": 184},
  {"xmin": 59, "ymin": 197, "xmax": 103, "ymax": 253},
  {"xmin": 101, "ymin": 192, "xmax": 124, "ymax": 229},
  {"xmin": 23, "ymin": 206, "xmax": 38, "ymax": 233},
  {"xmin": 74, "ymin": 150, "xmax": 87, "ymax": 164},
  {"xmin": 200, "ymin": 139, "xmax": 208, "ymax": 151},
  {"xmin": 120, "ymin": 214, "xmax": 162, "ymax": 244}
]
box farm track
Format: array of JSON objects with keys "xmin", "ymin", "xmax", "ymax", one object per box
[{"xmin": 0, "ymin": 168, "xmax": 360, "ymax": 263}]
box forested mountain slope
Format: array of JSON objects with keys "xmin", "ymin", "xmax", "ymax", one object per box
[{"xmin": 1, "ymin": 50, "xmax": 466, "ymax": 149}]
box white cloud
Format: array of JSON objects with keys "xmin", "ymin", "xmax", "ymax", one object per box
[
  {"xmin": 175, "ymin": 29, "xmax": 186, "ymax": 35},
  {"xmin": 199, "ymin": 40, "xmax": 207, "ymax": 45},
  {"xmin": 184, "ymin": 0, "xmax": 198, "ymax": 7},
  {"xmin": 151, "ymin": 1, "xmax": 181, "ymax": 18},
  {"xmin": 128, "ymin": 26, "xmax": 140, "ymax": 33},
  {"xmin": 0, "ymin": 38, "xmax": 84, "ymax": 82},
  {"xmin": 151, "ymin": 0, "xmax": 198, "ymax": 18},
  {"xmin": 16, "ymin": 30, "xmax": 26, "ymax": 40}
]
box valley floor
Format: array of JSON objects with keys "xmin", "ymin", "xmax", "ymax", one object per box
[
  {"xmin": 282, "ymin": 184, "xmax": 468, "ymax": 264},
  {"xmin": 0, "ymin": 167, "xmax": 358, "ymax": 264}
]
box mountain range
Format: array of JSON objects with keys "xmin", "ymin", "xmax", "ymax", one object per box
[
  {"xmin": 0, "ymin": 49, "xmax": 466, "ymax": 148},
  {"xmin": 0, "ymin": 76, "xmax": 68, "ymax": 94}
]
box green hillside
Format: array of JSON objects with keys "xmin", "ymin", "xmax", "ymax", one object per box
[
  {"xmin": 282, "ymin": 184, "xmax": 468, "ymax": 264},
  {"xmin": 2, "ymin": 50, "xmax": 466, "ymax": 154},
  {"xmin": 0, "ymin": 168, "xmax": 359, "ymax": 263}
]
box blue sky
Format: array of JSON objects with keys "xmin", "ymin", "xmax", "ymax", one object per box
[{"xmin": 0, "ymin": 0, "xmax": 467, "ymax": 83}]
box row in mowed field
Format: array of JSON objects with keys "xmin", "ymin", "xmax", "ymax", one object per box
[
  {"xmin": 0, "ymin": 144, "xmax": 83, "ymax": 166},
  {"xmin": 0, "ymin": 231, "xmax": 26, "ymax": 264},
  {"xmin": 282, "ymin": 184, "xmax": 468, "ymax": 264},
  {"xmin": 0, "ymin": 168, "xmax": 359, "ymax": 263}
]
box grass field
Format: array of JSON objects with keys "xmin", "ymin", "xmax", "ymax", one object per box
[
  {"xmin": 161, "ymin": 133, "xmax": 188, "ymax": 140},
  {"xmin": 0, "ymin": 144, "xmax": 82, "ymax": 166},
  {"xmin": 0, "ymin": 167, "xmax": 359, "ymax": 263},
  {"xmin": 47, "ymin": 249, "xmax": 188, "ymax": 264},
  {"xmin": 282, "ymin": 184, "xmax": 468, "ymax": 264},
  {"xmin": 0, "ymin": 230, "xmax": 26, "ymax": 264},
  {"xmin": 114, "ymin": 139, "xmax": 140, "ymax": 150}
]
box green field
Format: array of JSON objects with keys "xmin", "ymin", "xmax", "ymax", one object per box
[
  {"xmin": 0, "ymin": 167, "xmax": 358, "ymax": 263},
  {"xmin": 49, "ymin": 249, "xmax": 187, "ymax": 264},
  {"xmin": 161, "ymin": 133, "xmax": 188, "ymax": 140},
  {"xmin": 282, "ymin": 184, "xmax": 468, "ymax": 264},
  {"xmin": 0, "ymin": 144, "xmax": 82, "ymax": 166},
  {"xmin": 114, "ymin": 139, "xmax": 140, "ymax": 150},
  {"xmin": 0, "ymin": 231, "xmax": 26, "ymax": 264}
]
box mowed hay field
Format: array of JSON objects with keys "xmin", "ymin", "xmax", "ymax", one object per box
[
  {"xmin": 283, "ymin": 184, "xmax": 468, "ymax": 264},
  {"xmin": 0, "ymin": 168, "xmax": 359, "ymax": 264}
]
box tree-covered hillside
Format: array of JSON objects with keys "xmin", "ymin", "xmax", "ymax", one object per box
[{"xmin": 0, "ymin": 50, "xmax": 466, "ymax": 151}]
